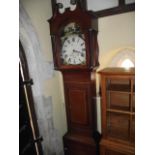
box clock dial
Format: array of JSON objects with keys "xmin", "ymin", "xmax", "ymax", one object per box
[{"xmin": 61, "ymin": 34, "xmax": 86, "ymax": 65}]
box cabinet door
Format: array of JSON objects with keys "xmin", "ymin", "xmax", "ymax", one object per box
[
  {"xmin": 107, "ymin": 113, "xmax": 130, "ymax": 141},
  {"xmin": 104, "ymin": 77, "xmax": 135, "ymax": 142}
]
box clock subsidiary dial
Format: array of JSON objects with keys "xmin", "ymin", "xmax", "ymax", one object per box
[{"xmin": 61, "ymin": 34, "xmax": 86, "ymax": 65}]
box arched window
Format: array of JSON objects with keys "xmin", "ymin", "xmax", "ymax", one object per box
[
  {"xmin": 121, "ymin": 58, "xmax": 134, "ymax": 68},
  {"xmin": 109, "ymin": 48, "xmax": 135, "ymax": 68}
]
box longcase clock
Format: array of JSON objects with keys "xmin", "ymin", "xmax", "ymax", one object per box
[{"xmin": 48, "ymin": 1, "xmax": 100, "ymax": 154}]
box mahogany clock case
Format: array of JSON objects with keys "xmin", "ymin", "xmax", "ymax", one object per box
[{"xmin": 48, "ymin": 2, "xmax": 100, "ymax": 155}]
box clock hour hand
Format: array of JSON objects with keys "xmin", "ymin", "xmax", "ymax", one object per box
[{"xmin": 73, "ymin": 49, "xmax": 80, "ymax": 54}]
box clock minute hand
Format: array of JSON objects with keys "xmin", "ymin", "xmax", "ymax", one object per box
[{"xmin": 73, "ymin": 49, "xmax": 80, "ymax": 54}]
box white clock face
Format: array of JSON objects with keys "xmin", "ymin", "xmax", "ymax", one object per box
[{"xmin": 61, "ymin": 34, "xmax": 86, "ymax": 65}]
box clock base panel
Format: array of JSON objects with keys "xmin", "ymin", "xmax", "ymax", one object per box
[{"xmin": 63, "ymin": 133, "xmax": 97, "ymax": 155}]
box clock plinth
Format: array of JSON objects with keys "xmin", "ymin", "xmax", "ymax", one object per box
[{"xmin": 63, "ymin": 133, "xmax": 96, "ymax": 155}]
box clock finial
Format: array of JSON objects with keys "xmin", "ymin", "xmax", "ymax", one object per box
[
  {"xmin": 57, "ymin": 3, "xmax": 63, "ymax": 9},
  {"xmin": 70, "ymin": 0, "xmax": 76, "ymax": 5},
  {"xmin": 70, "ymin": 0, "xmax": 82, "ymax": 9}
]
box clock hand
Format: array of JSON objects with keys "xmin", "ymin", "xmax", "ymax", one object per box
[{"xmin": 73, "ymin": 49, "xmax": 80, "ymax": 53}]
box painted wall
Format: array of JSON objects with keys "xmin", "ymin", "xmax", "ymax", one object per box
[
  {"xmin": 21, "ymin": 0, "xmax": 67, "ymax": 138},
  {"xmin": 98, "ymin": 12, "xmax": 135, "ymax": 70},
  {"xmin": 21, "ymin": 0, "xmax": 134, "ymax": 136}
]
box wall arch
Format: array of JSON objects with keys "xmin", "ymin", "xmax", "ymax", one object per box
[
  {"xmin": 19, "ymin": 2, "xmax": 63, "ymax": 155},
  {"xmin": 108, "ymin": 48, "xmax": 135, "ymax": 67}
]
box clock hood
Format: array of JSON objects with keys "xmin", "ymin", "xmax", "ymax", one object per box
[{"xmin": 48, "ymin": 2, "xmax": 98, "ymax": 35}]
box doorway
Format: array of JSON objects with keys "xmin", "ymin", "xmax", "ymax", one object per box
[{"xmin": 19, "ymin": 41, "xmax": 43, "ymax": 155}]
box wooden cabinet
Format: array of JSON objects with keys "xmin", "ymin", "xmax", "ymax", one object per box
[{"xmin": 98, "ymin": 68, "xmax": 135, "ymax": 155}]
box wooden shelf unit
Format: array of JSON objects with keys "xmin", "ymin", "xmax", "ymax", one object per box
[{"xmin": 98, "ymin": 67, "xmax": 135, "ymax": 155}]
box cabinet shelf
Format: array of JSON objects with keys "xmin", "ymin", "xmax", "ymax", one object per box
[
  {"xmin": 107, "ymin": 84, "xmax": 131, "ymax": 93},
  {"xmin": 107, "ymin": 109, "xmax": 135, "ymax": 115},
  {"xmin": 107, "ymin": 105, "xmax": 130, "ymax": 112}
]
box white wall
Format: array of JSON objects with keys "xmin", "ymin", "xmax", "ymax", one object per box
[
  {"xmin": 21, "ymin": 0, "xmax": 67, "ymax": 137},
  {"xmin": 98, "ymin": 12, "xmax": 135, "ymax": 70}
]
